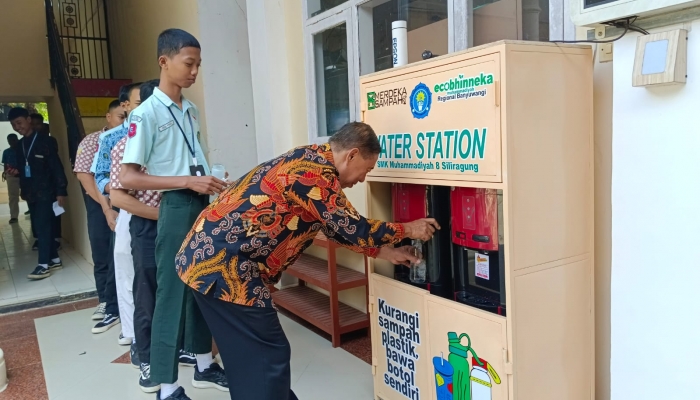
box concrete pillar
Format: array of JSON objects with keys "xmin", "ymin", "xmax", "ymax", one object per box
[{"xmin": 196, "ymin": 0, "xmax": 258, "ymax": 179}]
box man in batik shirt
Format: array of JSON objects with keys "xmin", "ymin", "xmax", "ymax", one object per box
[
  {"xmin": 177, "ymin": 122, "xmax": 439, "ymax": 400},
  {"xmin": 74, "ymin": 99, "xmax": 124, "ymax": 322}
]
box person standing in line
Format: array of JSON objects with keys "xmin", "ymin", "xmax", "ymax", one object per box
[
  {"xmin": 31, "ymin": 113, "xmax": 61, "ymax": 249},
  {"xmin": 89, "ymin": 82, "xmax": 143, "ymax": 338},
  {"xmin": 74, "ymin": 99, "xmax": 125, "ymax": 321},
  {"xmin": 120, "ymin": 29, "xmax": 229, "ymax": 400},
  {"xmin": 3, "ymin": 134, "xmax": 21, "ymax": 223},
  {"xmin": 8, "ymin": 107, "xmax": 67, "ymax": 280},
  {"xmin": 111, "ymin": 78, "xmax": 163, "ymax": 393}
]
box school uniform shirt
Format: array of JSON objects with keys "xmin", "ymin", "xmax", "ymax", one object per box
[
  {"xmin": 16, "ymin": 132, "xmax": 68, "ymax": 203},
  {"xmin": 176, "ymin": 143, "xmax": 405, "ymax": 308},
  {"xmin": 110, "ymin": 137, "xmax": 162, "ymax": 208},
  {"xmin": 2, "ymin": 146, "xmax": 18, "ymax": 170},
  {"xmin": 121, "ymin": 87, "xmax": 209, "ymax": 181},
  {"xmin": 73, "ymin": 128, "xmax": 106, "ymax": 174},
  {"xmin": 91, "ymin": 122, "xmax": 128, "ymax": 194}
]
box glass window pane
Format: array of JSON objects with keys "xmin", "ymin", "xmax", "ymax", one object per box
[
  {"xmin": 358, "ymin": 0, "xmax": 448, "ymax": 76},
  {"xmin": 472, "ymin": 0, "xmax": 518, "ymax": 47},
  {"xmin": 308, "ymin": 0, "xmax": 348, "ymax": 18},
  {"xmin": 314, "ymin": 23, "xmax": 350, "ymax": 137},
  {"xmin": 522, "ymin": 0, "xmax": 549, "ymax": 42}
]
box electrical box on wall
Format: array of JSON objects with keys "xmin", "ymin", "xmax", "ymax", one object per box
[
  {"xmin": 632, "ymin": 29, "xmax": 688, "ymax": 86},
  {"xmin": 571, "ymin": 0, "xmax": 700, "ymax": 27}
]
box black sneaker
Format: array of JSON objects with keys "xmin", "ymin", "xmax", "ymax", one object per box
[
  {"xmin": 157, "ymin": 387, "xmax": 191, "ymax": 400},
  {"xmin": 48, "ymin": 260, "xmax": 62, "ymax": 270},
  {"xmin": 139, "ymin": 363, "xmax": 160, "ymax": 393},
  {"xmin": 24, "ymin": 210, "xmax": 30, "ymax": 216},
  {"xmin": 130, "ymin": 343, "xmax": 140, "ymax": 369},
  {"xmin": 32, "ymin": 241, "xmax": 38, "ymax": 251},
  {"xmin": 178, "ymin": 350, "xmax": 196, "ymax": 367},
  {"xmin": 9, "ymin": 218, "xmax": 18, "ymax": 224},
  {"xmin": 192, "ymin": 363, "xmax": 228, "ymax": 392},
  {"xmin": 92, "ymin": 313, "xmax": 120, "ymax": 334},
  {"xmin": 27, "ymin": 266, "xmax": 51, "ymax": 280}
]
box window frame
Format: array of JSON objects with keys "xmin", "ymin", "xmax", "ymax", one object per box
[{"xmin": 303, "ymin": 0, "xmax": 564, "ymax": 143}]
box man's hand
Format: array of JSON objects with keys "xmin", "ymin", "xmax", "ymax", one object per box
[
  {"xmin": 377, "ymin": 246, "xmax": 420, "ymax": 267},
  {"xmin": 104, "ymin": 208, "xmax": 118, "ymax": 231},
  {"xmin": 186, "ymin": 176, "xmax": 227, "ymax": 195},
  {"xmin": 56, "ymin": 196, "xmax": 66, "ymax": 208},
  {"xmin": 402, "ymin": 218, "xmax": 441, "ymax": 242},
  {"xmin": 6, "ymin": 167, "xmax": 18, "ymax": 177}
]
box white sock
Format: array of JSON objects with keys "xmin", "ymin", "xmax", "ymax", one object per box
[
  {"xmin": 51, "ymin": 258, "xmax": 60, "ymax": 263},
  {"xmin": 160, "ymin": 382, "xmax": 179, "ymax": 399},
  {"xmin": 196, "ymin": 352, "xmax": 214, "ymax": 372},
  {"xmin": 39, "ymin": 264, "xmax": 48, "ymax": 269}
]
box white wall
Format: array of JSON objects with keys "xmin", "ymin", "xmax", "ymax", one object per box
[
  {"xmin": 611, "ymin": 21, "xmax": 700, "ymax": 399},
  {"xmin": 197, "ymin": 0, "xmax": 259, "ymax": 179}
]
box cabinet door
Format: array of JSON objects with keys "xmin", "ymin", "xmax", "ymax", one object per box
[
  {"xmin": 423, "ymin": 296, "xmax": 509, "ymax": 400},
  {"xmin": 363, "ymin": 53, "xmax": 502, "ymax": 183},
  {"xmin": 370, "ymin": 273, "xmax": 431, "ymax": 400}
]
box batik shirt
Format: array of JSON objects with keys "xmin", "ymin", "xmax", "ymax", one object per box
[
  {"xmin": 176, "ymin": 143, "xmax": 405, "ymax": 308},
  {"xmin": 91, "ymin": 122, "xmax": 128, "ymax": 194},
  {"xmin": 73, "ymin": 128, "xmax": 105, "ymax": 174},
  {"xmin": 110, "ymin": 137, "xmax": 162, "ymax": 208}
]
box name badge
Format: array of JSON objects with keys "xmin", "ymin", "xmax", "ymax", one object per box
[
  {"xmin": 35, "ymin": 155, "xmax": 44, "ymax": 159},
  {"xmin": 25, "ymin": 165, "xmax": 31, "ymax": 177},
  {"xmin": 189, "ymin": 165, "xmax": 205, "ymax": 177}
]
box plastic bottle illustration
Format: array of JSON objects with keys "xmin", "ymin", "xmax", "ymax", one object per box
[
  {"xmin": 469, "ymin": 357, "xmax": 501, "ymax": 400},
  {"xmin": 410, "ymin": 239, "xmax": 427, "ymax": 283},
  {"xmin": 433, "ymin": 353, "xmax": 454, "ymax": 400},
  {"xmin": 447, "ymin": 332, "xmax": 482, "ymax": 400}
]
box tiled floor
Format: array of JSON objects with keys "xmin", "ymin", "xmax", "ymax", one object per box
[
  {"xmin": 0, "ymin": 202, "xmax": 96, "ymax": 308},
  {"xmin": 0, "ymin": 299, "xmax": 374, "ymax": 399}
]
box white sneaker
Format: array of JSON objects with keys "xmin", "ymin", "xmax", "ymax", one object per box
[
  {"xmin": 92, "ymin": 302, "xmax": 106, "ymax": 321},
  {"xmin": 118, "ymin": 333, "xmax": 133, "ymax": 346}
]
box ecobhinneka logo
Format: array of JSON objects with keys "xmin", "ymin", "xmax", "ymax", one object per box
[
  {"xmin": 409, "ymin": 83, "xmax": 432, "ymax": 119},
  {"xmin": 434, "ymin": 72, "xmax": 494, "ymax": 103}
]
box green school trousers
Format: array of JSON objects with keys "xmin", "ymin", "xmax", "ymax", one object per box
[{"xmin": 150, "ymin": 189, "xmax": 212, "ymax": 384}]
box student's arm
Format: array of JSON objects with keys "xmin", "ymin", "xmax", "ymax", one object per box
[
  {"xmin": 47, "ymin": 138, "xmax": 68, "ymax": 207},
  {"xmin": 120, "ymin": 164, "xmax": 226, "ymax": 193},
  {"xmin": 76, "ymin": 172, "xmax": 101, "ymax": 203},
  {"xmin": 110, "ymin": 189, "xmax": 158, "ymax": 220}
]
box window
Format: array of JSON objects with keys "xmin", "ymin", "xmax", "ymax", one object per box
[{"xmin": 304, "ymin": 0, "xmax": 552, "ymax": 142}]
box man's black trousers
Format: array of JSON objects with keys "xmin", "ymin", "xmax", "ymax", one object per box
[
  {"xmin": 130, "ymin": 214, "xmax": 158, "ymax": 364},
  {"xmin": 83, "ymin": 191, "xmax": 114, "ymax": 305}
]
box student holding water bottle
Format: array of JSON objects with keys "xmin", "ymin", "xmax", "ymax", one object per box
[{"xmin": 119, "ymin": 29, "xmax": 228, "ymax": 400}]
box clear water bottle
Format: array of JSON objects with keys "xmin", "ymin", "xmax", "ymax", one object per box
[{"xmin": 410, "ymin": 240, "xmax": 427, "ymax": 283}]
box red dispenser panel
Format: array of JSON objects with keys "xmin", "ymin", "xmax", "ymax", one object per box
[
  {"xmin": 450, "ymin": 187, "xmax": 499, "ymax": 251},
  {"xmin": 392, "ymin": 184, "xmax": 427, "ymax": 223}
]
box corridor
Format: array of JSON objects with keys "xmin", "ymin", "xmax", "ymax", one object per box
[{"xmin": 0, "ymin": 202, "xmax": 96, "ymax": 310}]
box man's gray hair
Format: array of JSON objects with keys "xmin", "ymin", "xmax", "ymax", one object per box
[{"xmin": 329, "ymin": 122, "xmax": 381, "ymax": 157}]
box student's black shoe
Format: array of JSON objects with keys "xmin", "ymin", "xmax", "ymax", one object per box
[
  {"xmin": 9, "ymin": 218, "xmax": 18, "ymax": 224},
  {"xmin": 131, "ymin": 343, "xmax": 140, "ymax": 369},
  {"xmin": 178, "ymin": 350, "xmax": 196, "ymax": 367},
  {"xmin": 139, "ymin": 363, "xmax": 160, "ymax": 393},
  {"xmin": 32, "ymin": 241, "xmax": 38, "ymax": 251},
  {"xmin": 91, "ymin": 314, "xmax": 120, "ymax": 334},
  {"xmin": 192, "ymin": 363, "xmax": 228, "ymax": 392},
  {"xmin": 48, "ymin": 260, "xmax": 62, "ymax": 270},
  {"xmin": 27, "ymin": 266, "xmax": 51, "ymax": 280},
  {"xmin": 157, "ymin": 387, "xmax": 191, "ymax": 400},
  {"xmin": 24, "ymin": 210, "xmax": 30, "ymax": 216}
]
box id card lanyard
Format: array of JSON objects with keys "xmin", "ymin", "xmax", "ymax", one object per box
[
  {"xmin": 22, "ymin": 133, "xmax": 38, "ymax": 178},
  {"xmin": 167, "ymin": 108, "xmax": 197, "ymax": 166}
]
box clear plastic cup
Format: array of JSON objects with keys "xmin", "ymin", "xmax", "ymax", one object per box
[{"xmin": 211, "ymin": 164, "xmax": 226, "ymax": 180}]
